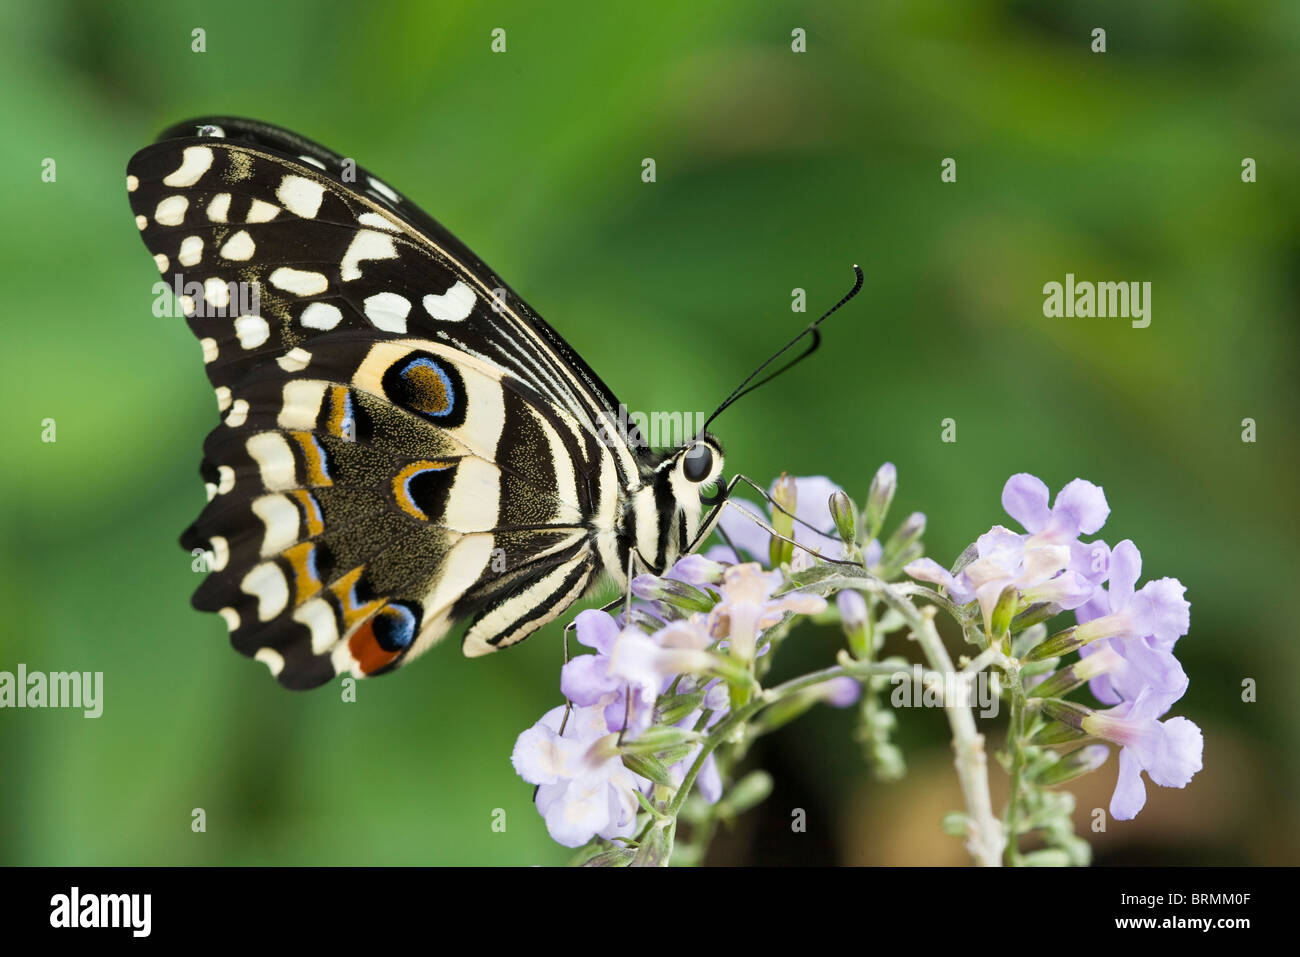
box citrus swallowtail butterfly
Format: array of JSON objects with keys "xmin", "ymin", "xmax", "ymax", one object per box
[{"xmin": 126, "ymin": 117, "xmax": 735, "ymax": 690}]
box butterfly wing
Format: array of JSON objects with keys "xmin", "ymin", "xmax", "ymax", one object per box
[{"xmin": 127, "ymin": 118, "xmax": 631, "ymax": 687}]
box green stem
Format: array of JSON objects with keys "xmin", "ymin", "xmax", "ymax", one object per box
[
  {"xmin": 663, "ymin": 661, "xmax": 899, "ymax": 822},
  {"xmin": 1003, "ymin": 662, "xmax": 1028, "ymax": 866}
]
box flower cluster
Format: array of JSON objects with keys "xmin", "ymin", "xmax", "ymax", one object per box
[
  {"xmin": 511, "ymin": 465, "xmax": 1204, "ymax": 865},
  {"xmin": 905, "ymin": 474, "xmax": 1202, "ymax": 820},
  {"xmin": 512, "ymin": 545, "xmax": 840, "ymax": 850}
]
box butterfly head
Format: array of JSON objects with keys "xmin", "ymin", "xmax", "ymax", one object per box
[
  {"xmin": 647, "ymin": 433, "xmax": 724, "ymax": 565},
  {"xmin": 679, "ymin": 430, "xmax": 724, "ymax": 481}
]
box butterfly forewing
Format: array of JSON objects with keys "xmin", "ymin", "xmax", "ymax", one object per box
[{"xmin": 128, "ymin": 118, "xmax": 636, "ymax": 688}]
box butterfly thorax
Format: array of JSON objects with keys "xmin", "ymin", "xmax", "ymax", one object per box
[{"xmin": 602, "ymin": 438, "xmax": 725, "ymax": 585}]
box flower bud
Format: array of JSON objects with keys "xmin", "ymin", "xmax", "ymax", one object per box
[
  {"xmin": 620, "ymin": 725, "xmax": 700, "ymax": 756},
  {"xmin": 654, "ymin": 691, "xmax": 706, "ymax": 726},
  {"xmin": 1029, "ymin": 664, "xmax": 1087, "ymax": 700},
  {"xmin": 864, "ymin": 462, "xmax": 897, "ymax": 539},
  {"xmin": 769, "ymin": 474, "xmax": 797, "ymax": 567},
  {"xmin": 670, "ymin": 554, "xmax": 727, "ymax": 585},
  {"xmin": 1037, "ymin": 744, "xmax": 1110, "ymax": 787},
  {"xmin": 630, "ymin": 574, "xmax": 716, "ymax": 613},
  {"xmin": 621, "ymin": 751, "xmax": 677, "ymax": 789},
  {"xmin": 1024, "ymin": 625, "xmax": 1082, "ymax": 662},
  {"xmin": 719, "ymin": 770, "xmax": 773, "ymax": 817},
  {"xmin": 1036, "ymin": 697, "xmax": 1094, "ymax": 733},
  {"xmin": 837, "ymin": 589, "xmax": 868, "ymax": 632},
  {"xmin": 1031, "ymin": 721, "xmax": 1089, "ymax": 746},
  {"xmin": 989, "ymin": 584, "xmax": 1019, "ymax": 639},
  {"xmin": 884, "ymin": 511, "xmax": 926, "ymax": 557},
  {"xmin": 829, "ymin": 490, "xmax": 857, "ymax": 546}
]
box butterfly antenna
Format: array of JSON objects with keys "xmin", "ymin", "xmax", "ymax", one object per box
[{"xmin": 701, "ymin": 264, "xmax": 864, "ymax": 433}]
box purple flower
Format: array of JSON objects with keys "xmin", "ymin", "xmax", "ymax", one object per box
[
  {"xmin": 1075, "ymin": 540, "xmax": 1190, "ymax": 651},
  {"xmin": 607, "ymin": 620, "xmax": 717, "ymax": 697},
  {"xmin": 907, "ymin": 526, "xmax": 1091, "ymax": 633},
  {"xmin": 906, "ymin": 474, "xmax": 1109, "ymax": 631},
  {"xmin": 1082, "ymin": 686, "xmax": 1204, "ymax": 821},
  {"xmin": 819, "ymin": 676, "xmax": 863, "ymax": 708},
  {"xmin": 706, "ymin": 562, "xmax": 827, "ymax": 663},
  {"xmin": 511, "ymin": 702, "xmax": 645, "ymax": 847},
  {"xmin": 1075, "ymin": 540, "xmax": 1190, "ymax": 705},
  {"xmin": 562, "ymin": 610, "xmax": 668, "ymax": 737},
  {"xmin": 836, "ymin": 589, "xmax": 868, "ymax": 630},
  {"xmin": 1002, "ymin": 474, "xmax": 1109, "ymax": 546},
  {"xmin": 667, "ymin": 554, "xmax": 727, "ymax": 586}
]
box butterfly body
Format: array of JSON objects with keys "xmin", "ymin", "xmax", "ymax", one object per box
[{"xmin": 127, "ymin": 118, "xmax": 724, "ymax": 689}]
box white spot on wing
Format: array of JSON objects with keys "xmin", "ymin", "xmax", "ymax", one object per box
[
  {"xmin": 218, "ymin": 607, "xmax": 240, "ymax": 632},
  {"xmin": 276, "ymin": 347, "xmax": 312, "ymax": 372},
  {"xmin": 300, "ymin": 302, "xmax": 342, "ymax": 330},
  {"xmin": 208, "ymin": 536, "xmax": 230, "ymax": 571},
  {"xmin": 235, "ymin": 314, "xmax": 270, "ymax": 349},
  {"xmin": 423, "ymin": 281, "xmax": 476, "ymax": 322},
  {"xmin": 220, "ymin": 230, "xmax": 255, "ymax": 261},
  {"xmin": 363, "ymin": 292, "xmax": 411, "ymax": 333},
  {"xmin": 225, "ymin": 398, "xmax": 250, "ymax": 427},
  {"xmin": 126, "ymin": 174, "xmax": 139, "ymax": 192},
  {"xmin": 178, "ymin": 235, "xmax": 204, "ymax": 267},
  {"xmin": 215, "ymin": 386, "xmax": 232, "ymax": 412},
  {"xmin": 241, "ymin": 563, "xmax": 289, "ymax": 621},
  {"xmin": 278, "ymin": 380, "xmax": 327, "ymax": 430},
  {"xmin": 358, "ymin": 212, "xmax": 399, "ymax": 232},
  {"xmin": 252, "ymin": 494, "xmax": 299, "ymax": 556},
  {"xmin": 269, "ymin": 267, "xmax": 328, "ymax": 296},
  {"xmin": 163, "ymin": 146, "xmax": 214, "ymax": 187},
  {"xmin": 135, "ymin": 214, "xmax": 147, "ymax": 230},
  {"xmin": 217, "ymin": 464, "xmax": 236, "ymax": 495},
  {"xmin": 255, "ymin": 647, "xmax": 285, "ymax": 676},
  {"xmin": 204, "ymin": 278, "xmax": 231, "ymax": 309},
  {"xmin": 368, "ymin": 176, "xmax": 399, "ymax": 202},
  {"xmin": 294, "ymin": 598, "xmax": 339, "ymax": 654},
  {"xmin": 246, "ymin": 432, "xmax": 297, "ymax": 490},
  {"xmin": 154, "ymin": 253, "xmax": 169, "ymax": 273},
  {"xmin": 340, "ymin": 229, "xmax": 398, "ymax": 281},
  {"xmin": 298, "ymin": 155, "xmax": 327, "ymax": 170},
  {"xmin": 155, "ymin": 195, "xmax": 189, "ymax": 226},
  {"xmin": 276, "ymin": 174, "xmax": 326, "ymax": 218},
  {"xmin": 246, "ymin": 199, "xmax": 280, "ymax": 223},
  {"xmin": 207, "ymin": 193, "xmax": 232, "ymax": 222},
  {"xmin": 200, "ymin": 337, "xmax": 219, "ymax": 363}
]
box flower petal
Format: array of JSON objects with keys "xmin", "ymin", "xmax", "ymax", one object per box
[
  {"xmin": 1109, "ymin": 746, "xmax": 1148, "ymax": 821},
  {"xmin": 1002, "ymin": 474, "xmax": 1051, "ymax": 533}
]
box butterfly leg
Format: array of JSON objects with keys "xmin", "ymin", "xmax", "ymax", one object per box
[
  {"xmin": 556, "ymin": 591, "xmax": 630, "ymax": 739},
  {"xmin": 689, "ymin": 474, "xmax": 860, "ymax": 567}
]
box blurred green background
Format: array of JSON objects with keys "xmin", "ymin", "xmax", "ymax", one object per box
[{"xmin": 1, "ymin": 0, "xmax": 1297, "ymax": 865}]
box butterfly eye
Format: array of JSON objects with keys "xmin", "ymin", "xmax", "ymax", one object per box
[{"xmin": 683, "ymin": 442, "xmax": 713, "ymax": 483}]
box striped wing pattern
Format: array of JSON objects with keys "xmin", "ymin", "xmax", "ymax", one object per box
[{"xmin": 127, "ymin": 118, "xmax": 634, "ymax": 688}]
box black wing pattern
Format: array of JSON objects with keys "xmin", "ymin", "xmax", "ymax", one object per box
[{"xmin": 127, "ymin": 117, "xmax": 638, "ymax": 688}]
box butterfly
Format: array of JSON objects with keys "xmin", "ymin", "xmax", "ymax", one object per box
[{"xmin": 127, "ymin": 117, "xmax": 860, "ymax": 690}]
